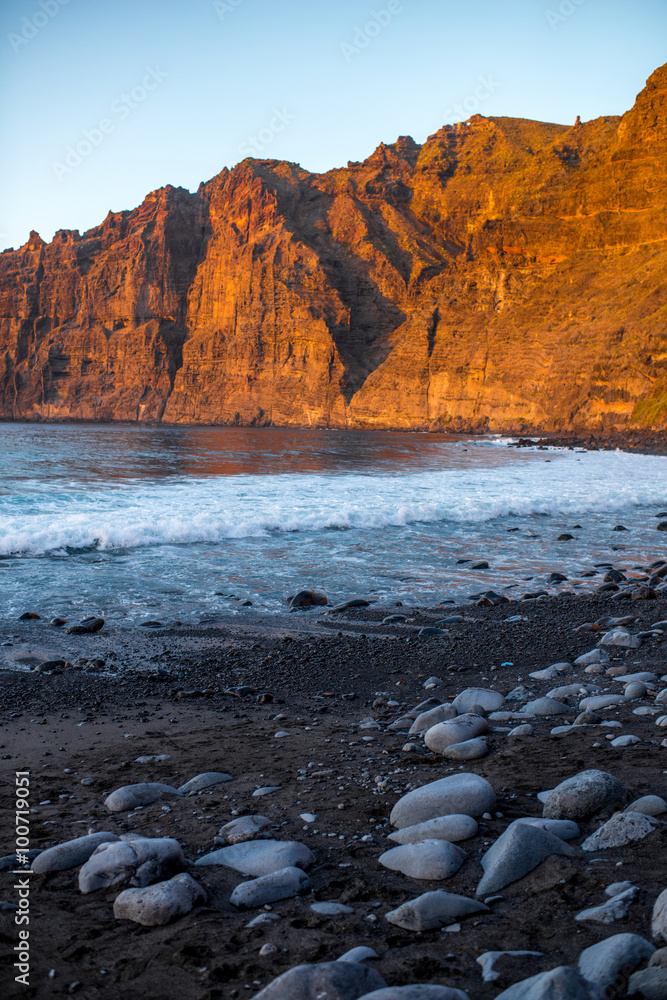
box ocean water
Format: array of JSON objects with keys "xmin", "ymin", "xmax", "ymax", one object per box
[{"xmin": 1, "ymin": 424, "xmax": 667, "ymax": 622}]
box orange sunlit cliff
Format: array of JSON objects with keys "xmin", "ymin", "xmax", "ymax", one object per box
[{"xmin": 2, "ymin": 65, "xmax": 667, "ymax": 432}]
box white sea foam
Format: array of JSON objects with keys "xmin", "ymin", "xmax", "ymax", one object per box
[{"xmin": 1, "ymin": 447, "xmax": 666, "ymax": 557}]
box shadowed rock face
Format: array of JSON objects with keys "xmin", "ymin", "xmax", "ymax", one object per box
[{"xmin": 2, "ymin": 64, "xmax": 667, "ymax": 431}]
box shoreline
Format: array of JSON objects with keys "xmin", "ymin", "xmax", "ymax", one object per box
[{"xmin": 2, "ymin": 589, "xmax": 667, "ymax": 997}]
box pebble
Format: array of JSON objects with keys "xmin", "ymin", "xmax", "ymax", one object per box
[
  {"xmin": 574, "ymin": 885, "xmax": 637, "ymax": 923},
  {"xmin": 477, "ymin": 951, "xmax": 543, "ymax": 984},
  {"xmin": 423, "ymin": 676, "xmax": 443, "ymax": 689},
  {"xmin": 610, "ymin": 734, "xmax": 640, "ymax": 747},
  {"xmin": 259, "ymin": 943, "xmax": 278, "ymax": 957},
  {"xmin": 253, "ymin": 786, "xmax": 281, "ymax": 797},
  {"xmin": 581, "ymin": 810, "xmax": 659, "ymax": 850},
  {"xmin": 614, "ymin": 671, "xmax": 658, "ymax": 683},
  {"xmin": 495, "ymin": 966, "xmax": 592, "ymax": 1000},
  {"xmin": 195, "ymin": 840, "xmax": 315, "ymax": 876},
  {"xmin": 574, "ymin": 648, "xmax": 609, "ymax": 666},
  {"xmin": 508, "ymin": 724, "xmax": 534, "ymax": 737},
  {"xmin": 578, "ymin": 933, "xmax": 655, "ymax": 991},
  {"xmin": 379, "ymin": 840, "xmax": 466, "ymax": 880},
  {"xmin": 359, "ymin": 989, "xmax": 469, "ymax": 1000},
  {"xmin": 652, "ymin": 888, "xmax": 667, "ymax": 941},
  {"xmin": 300, "ymin": 813, "xmax": 317, "ymax": 824},
  {"xmin": 310, "ymin": 902, "xmax": 353, "ymax": 916},
  {"xmin": 246, "ymin": 913, "xmax": 281, "ymax": 928},
  {"xmin": 216, "ymin": 815, "xmax": 270, "ymax": 845},
  {"xmin": 441, "ymin": 737, "xmax": 488, "ymax": 760},
  {"xmin": 178, "ymin": 772, "xmax": 233, "ymax": 795},
  {"xmin": 113, "ymin": 872, "xmax": 206, "ymax": 926},
  {"xmin": 624, "ymin": 682, "xmax": 648, "ymax": 700},
  {"xmin": 578, "ymin": 694, "xmax": 626, "ymax": 711},
  {"xmin": 384, "ymin": 890, "xmax": 488, "ymax": 931},
  {"xmin": 546, "ymin": 684, "xmax": 590, "ymax": 700},
  {"xmin": 32, "ymin": 833, "xmax": 119, "ymax": 874},
  {"xmin": 476, "ymin": 823, "xmax": 578, "ymax": 896},
  {"xmin": 628, "ymin": 967, "xmax": 667, "ymax": 999},
  {"xmin": 408, "ymin": 704, "xmax": 456, "ymax": 735},
  {"xmin": 600, "ymin": 627, "xmax": 642, "ymax": 648},
  {"xmin": 627, "ymin": 795, "xmax": 667, "ymax": 816},
  {"xmin": 250, "ymin": 961, "xmax": 385, "ymax": 1000},
  {"xmin": 520, "ymin": 698, "xmax": 569, "ymax": 716},
  {"xmin": 510, "ymin": 817, "xmax": 580, "ymax": 840},
  {"xmin": 606, "ymin": 880, "xmax": 636, "ymax": 896},
  {"xmin": 390, "ymin": 774, "xmax": 496, "ymax": 828},
  {"xmin": 423, "ymin": 715, "xmax": 489, "ymax": 753},
  {"xmin": 452, "ymin": 688, "xmax": 504, "ymax": 714},
  {"xmin": 79, "ymin": 835, "xmax": 186, "ymax": 893},
  {"xmin": 387, "ymin": 815, "xmax": 478, "ymax": 845},
  {"xmin": 104, "ymin": 783, "xmax": 182, "ymax": 812},
  {"xmin": 337, "ymin": 946, "xmax": 379, "ymax": 963},
  {"xmin": 542, "ymin": 769, "xmax": 627, "ymax": 820},
  {"xmin": 230, "ymin": 866, "xmax": 310, "ymax": 908}
]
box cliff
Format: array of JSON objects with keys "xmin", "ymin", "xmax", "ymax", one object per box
[{"xmin": 2, "ymin": 64, "xmax": 667, "ymax": 432}]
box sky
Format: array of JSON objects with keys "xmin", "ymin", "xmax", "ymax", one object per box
[{"xmin": 0, "ymin": 0, "xmax": 665, "ymax": 251}]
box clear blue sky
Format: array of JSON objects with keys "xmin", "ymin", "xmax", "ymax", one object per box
[{"xmin": 0, "ymin": 0, "xmax": 665, "ymax": 251}]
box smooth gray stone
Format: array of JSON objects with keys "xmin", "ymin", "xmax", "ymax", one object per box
[
  {"xmin": 310, "ymin": 902, "xmax": 353, "ymax": 916},
  {"xmin": 423, "ymin": 715, "xmax": 489, "ymax": 753},
  {"xmin": 476, "ymin": 823, "xmax": 577, "ymax": 896},
  {"xmin": 652, "ymin": 888, "xmax": 667, "ymax": 941},
  {"xmin": 578, "ymin": 933, "xmax": 655, "ymax": 990},
  {"xmin": 581, "ymin": 810, "xmax": 659, "ymax": 851},
  {"xmin": 452, "ymin": 688, "xmax": 504, "ymax": 714},
  {"xmin": 216, "ymin": 815, "xmax": 270, "ymax": 844},
  {"xmin": 509, "ymin": 818, "xmax": 580, "ymax": 840},
  {"xmin": 104, "ymin": 782, "xmax": 182, "ymax": 812},
  {"xmin": 606, "ymin": 880, "xmax": 636, "ymax": 897},
  {"xmin": 628, "ymin": 795, "xmax": 667, "ymax": 816},
  {"xmin": 600, "ymin": 627, "xmax": 642, "ymax": 648},
  {"xmin": 32, "ymin": 833, "xmax": 118, "ymax": 874},
  {"xmin": 624, "ymin": 682, "xmax": 648, "ymax": 700},
  {"xmin": 387, "ymin": 815, "xmax": 478, "ymax": 845},
  {"xmin": 406, "ymin": 698, "xmax": 442, "ymax": 719},
  {"xmin": 423, "ymin": 675, "xmax": 444, "ymax": 689},
  {"xmin": 409, "ymin": 704, "xmax": 456, "ymax": 735},
  {"xmin": 178, "ymin": 772, "xmax": 233, "ymax": 795},
  {"xmin": 628, "ymin": 968, "xmax": 667, "ymax": 999},
  {"xmin": 390, "ymin": 774, "xmax": 496, "ymax": 829},
  {"xmin": 337, "ymin": 947, "xmax": 379, "ymax": 964},
  {"xmin": 388, "ymin": 717, "xmax": 413, "ymax": 732},
  {"xmin": 578, "ymin": 694, "xmax": 626, "ymax": 711},
  {"xmin": 508, "ymin": 724, "xmax": 534, "ymax": 737},
  {"xmin": 113, "ymin": 872, "xmax": 206, "ymax": 925},
  {"xmin": 614, "ymin": 671, "xmax": 658, "ymax": 684},
  {"xmin": 246, "ymin": 912, "xmax": 281, "ymax": 927},
  {"xmin": 610, "ymin": 734, "xmax": 640, "ymax": 747},
  {"xmin": 542, "ymin": 769, "xmax": 627, "ymax": 820},
  {"xmin": 358, "ymin": 989, "xmax": 468, "ymax": 1000},
  {"xmin": 441, "ymin": 738, "xmax": 488, "ymax": 761},
  {"xmin": 379, "ymin": 840, "xmax": 466, "ymax": 880},
  {"xmin": 231, "ymin": 866, "xmax": 309, "ymax": 908},
  {"xmin": 477, "ymin": 951, "xmax": 543, "ymax": 984},
  {"xmin": 575, "ymin": 886, "xmax": 637, "ymax": 923},
  {"xmin": 546, "ymin": 684, "xmax": 590, "ymax": 701},
  {"xmin": 252, "ymin": 786, "xmax": 281, "ymax": 797},
  {"xmin": 520, "ymin": 698, "xmax": 569, "ymax": 716},
  {"xmin": 79, "ymin": 835, "xmax": 186, "ymax": 893},
  {"xmin": 574, "ymin": 648, "xmax": 609, "ymax": 666},
  {"xmin": 196, "ymin": 839, "xmax": 314, "ymax": 876},
  {"xmin": 251, "ymin": 961, "xmax": 385, "ymax": 1000},
  {"xmin": 385, "ymin": 890, "xmax": 488, "ymax": 931},
  {"xmin": 496, "ymin": 967, "xmax": 593, "ymax": 1000}
]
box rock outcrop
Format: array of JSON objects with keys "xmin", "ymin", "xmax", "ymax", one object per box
[{"xmin": 2, "ymin": 64, "xmax": 667, "ymax": 431}]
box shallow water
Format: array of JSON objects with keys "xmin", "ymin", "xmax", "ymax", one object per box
[{"xmin": 1, "ymin": 424, "xmax": 666, "ymax": 622}]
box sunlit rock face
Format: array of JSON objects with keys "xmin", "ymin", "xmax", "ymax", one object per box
[{"xmin": 2, "ymin": 64, "xmax": 667, "ymax": 432}]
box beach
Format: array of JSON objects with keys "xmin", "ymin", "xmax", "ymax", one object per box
[{"xmin": 3, "ymin": 587, "xmax": 667, "ymax": 998}]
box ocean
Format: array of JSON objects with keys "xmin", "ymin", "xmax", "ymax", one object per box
[{"xmin": 1, "ymin": 423, "xmax": 666, "ymax": 623}]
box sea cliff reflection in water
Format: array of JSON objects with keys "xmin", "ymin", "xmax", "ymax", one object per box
[{"xmin": 1, "ymin": 424, "xmax": 666, "ymax": 621}]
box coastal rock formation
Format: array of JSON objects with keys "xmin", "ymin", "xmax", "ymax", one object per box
[{"xmin": 2, "ymin": 64, "xmax": 667, "ymax": 431}]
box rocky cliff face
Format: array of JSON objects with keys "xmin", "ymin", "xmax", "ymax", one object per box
[{"xmin": 2, "ymin": 64, "xmax": 667, "ymax": 431}]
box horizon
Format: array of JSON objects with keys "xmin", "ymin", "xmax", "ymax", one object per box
[{"xmin": 1, "ymin": 0, "xmax": 666, "ymax": 252}]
